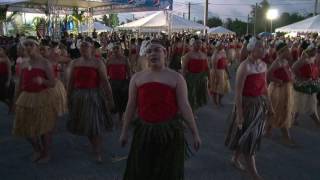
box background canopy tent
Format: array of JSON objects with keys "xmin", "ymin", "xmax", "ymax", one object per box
[
  {"xmin": 6, "ymin": 0, "xmax": 173, "ymax": 15},
  {"xmin": 207, "ymin": 26, "xmax": 235, "ymax": 35},
  {"xmin": 275, "ymin": 15, "xmax": 320, "ymax": 33},
  {"xmin": 117, "ymin": 11, "xmax": 208, "ymax": 32},
  {"xmin": 80, "ymin": 22, "xmax": 113, "ymax": 33}
]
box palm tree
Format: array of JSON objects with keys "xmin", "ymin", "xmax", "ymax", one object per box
[
  {"xmin": 68, "ymin": 8, "xmax": 85, "ymax": 33},
  {"xmin": 0, "ymin": 5, "xmax": 8, "ymax": 35}
]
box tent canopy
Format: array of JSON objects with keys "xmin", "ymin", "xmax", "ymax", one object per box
[
  {"xmin": 275, "ymin": 15, "xmax": 320, "ymax": 33},
  {"xmin": 207, "ymin": 26, "xmax": 235, "ymax": 35},
  {"xmin": 5, "ymin": 0, "xmax": 173, "ymax": 15},
  {"xmin": 80, "ymin": 22, "xmax": 113, "ymax": 33},
  {"xmin": 117, "ymin": 11, "xmax": 208, "ymax": 32}
]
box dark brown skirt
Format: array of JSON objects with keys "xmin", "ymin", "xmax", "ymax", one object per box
[
  {"xmin": 67, "ymin": 88, "xmax": 113, "ymax": 136},
  {"xmin": 225, "ymin": 96, "xmax": 268, "ymax": 155},
  {"xmin": 123, "ymin": 116, "xmax": 187, "ymax": 180}
]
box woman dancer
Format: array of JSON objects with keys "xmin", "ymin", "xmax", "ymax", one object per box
[
  {"xmin": 292, "ymin": 44, "xmax": 320, "ymax": 127},
  {"xmin": 182, "ymin": 39, "xmax": 209, "ymax": 113},
  {"xmin": 120, "ymin": 42, "xmax": 201, "ymax": 180},
  {"xmin": 0, "ymin": 47, "xmax": 12, "ymax": 109},
  {"xmin": 209, "ymin": 42, "xmax": 231, "ymax": 107},
  {"xmin": 266, "ymin": 41, "xmax": 295, "ymax": 145},
  {"xmin": 225, "ymin": 37, "xmax": 273, "ymax": 180},
  {"xmin": 106, "ymin": 43, "xmax": 130, "ymax": 126},
  {"xmin": 13, "ymin": 36, "xmax": 56, "ymax": 163},
  {"xmin": 169, "ymin": 37, "xmax": 184, "ymax": 72},
  {"xmin": 67, "ymin": 37, "xmax": 114, "ymax": 162}
]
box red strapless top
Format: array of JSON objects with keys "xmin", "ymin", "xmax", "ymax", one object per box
[
  {"xmin": 107, "ymin": 64, "xmax": 127, "ymax": 80},
  {"xmin": 216, "ymin": 58, "xmax": 228, "ymax": 69},
  {"xmin": 229, "ymin": 45, "xmax": 235, "ymax": 49},
  {"xmin": 201, "ymin": 46, "xmax": 207, "ymax": 53},
  {"xmin": 21, "ymin": 68, "xmax": 48, "ymax": 92},
  {"xmin": 291, "ymin": 49, "xmax": 299, "ymax": 60},
  {"xmin": 52, "ymin": 64, "xmax": 60, "ymax": 78},
  {"xmin": 73, "ymin": 67, "xmax": 100, "ymax": 89},
  {"xmin": 137, "ymin": 82, "xmax": 178, "ymax": 123},
  {"xmin": 174, "ymin": 47, "xmax": 183, "ymax": 55},
  {"xmin": 243, "ymin": 73, "xmax": 267, "ymax": 97},
  {"xmin": 187, "ymin": 59, "xmax": 208, "ymax": 73},
  {"xmin": 131, "ymin": 48, "xmax": 137, "ymax": 55},
  {"xmin": 262, "ymin": 53, "xmax": 272, "ymax": 64},
  {"xmin": 299, "ymin": 64, "xmax": 319, "ymax": 80},
  {"xmin": 273, "ymin": 66, "xmax": 292, "ymax": 82},
  {"xmin": 0, "ymin": 62, "xmax": 8, "ymax": 75}
]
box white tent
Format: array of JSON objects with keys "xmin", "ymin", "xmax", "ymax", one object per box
[
  {"xmin": 117, "ymin": 11, "xmax": 208, "ymax": 32},
  {"xmin": 275, "ymin": 15, "xmax": 320, "ymax": 33},
  {"xmin": 80, "ymin": 22, "xmax": 113, "ymax": 33},
  {"xmin": 207, "ymin": 26, "xmax": 235, "ymax": 35},
  {"xmin": 0, "ymin": 0, "xmax": 28, "ymax": 5}
]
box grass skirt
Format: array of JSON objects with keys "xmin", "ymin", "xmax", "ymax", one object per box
[
  {"xmin": 293, "ymin": 79, "xmax": 320, "ymax": 94},
  {"xmin": 209, "ymin": 69, "xmax": 230, "ymax": 95},
  {"xmin": 0, "ymin": 75, "xmax": 14, "ymax": 102},
  {"xmin": 13, "ymin": 90, "xmax": 57, "ymax": 137},
  {"xmin": 169, "ymin": 54, "xmax": 182, "ymax": 71},
  {"xmin": 67, "ymin": 88, "xmax": 113, "ymax": 136},
  {"xmin": 49, "ymin": 80, "xmax": 68, "ymax": 116},
  {"xmin": 225, "ymin": 96, "xmax": 268, "ymax": 155},
  {"xmin": 110, "ymin": 79, "xmax": 129, "ymax": 114},
  {"xmin": 185, "ymin": 72, "xmax": 208, "ymax": 111},
  {"xmin": 293, "ymin": 90, "xmax": 318, "ymax": 115},
  {"xmin": 268, "ymin": 82, "xmax": 294, "ymax": 129},
  {"xmin": 123, "ymin": 116, "xmax": 186, "ymax": 180}
]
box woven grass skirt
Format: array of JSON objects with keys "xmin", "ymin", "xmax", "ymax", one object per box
[
  {"xmin": 13, "ymin": 90, "xmax": 57, "ymax": 137},
  {"xmin": 225, "ymin": 96, "xmax": 268, "ymax": 156},
  {"xmin": 0, "ymin": 75, "xmax": 14, "ymax": 102},
  {"xmin": 169, "ymin": 54, "xmax": 182, "ymax": 71},
  {"xmin": 293, "ymin": 90, "xmax": 318, "ymax": 115},
  {"xmin": 110, "ymin": 79, "xmax": 129, "ymax": 114},
  {"xmin": 49, "ymin": 80, "xmax": 68, "ymax": 116},
  {"xmin": 209, "ymin": 69, "xmax": 230, "ymax": 95},
  {"xmin": 185, "ymin": 72, "xmax": 208, "ymax": 111},
  {"xmin": 268, "ymin": 82, "xmax": 294, "ymax": 129},
  {"xmin": 67, "ymin": 88, "xmax": 113, "ymax": 136},
  {"xmin": 123, "ymin": 117, "xmax": 186, "ymax": 180}
]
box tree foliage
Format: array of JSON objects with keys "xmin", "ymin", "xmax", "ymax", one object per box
[{"xmin": 101, "ymin": 14, "xmax": 119, "ymax": 28}]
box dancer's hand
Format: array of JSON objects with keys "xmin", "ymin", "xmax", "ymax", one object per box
[
  {"xmin": 236, "ymin": 112, "xmax": 244, "ymax": 129},
  {"xmin": 119, "ymin": 131, "xmax": 128, "ymax": 147},
  {"xmin": 193, "ymin": 134, "xmax": 201, "ymax": 151},
  {"xmin": 33, "ymin": 77, "xmax": 44, "ymax": 85}
]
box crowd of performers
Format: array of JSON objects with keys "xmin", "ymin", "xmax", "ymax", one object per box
[{"xmin": 0, "ymin": 32, "xmax": 320, "ymax": 180}]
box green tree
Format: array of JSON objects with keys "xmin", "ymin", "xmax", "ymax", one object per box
[
  {"xmin": 207, "ymin": 16, "xmax": 223, "ymax": 28},
  {"xmin": 225, "ymin": 18, "xmax": 248, "ymax": 35},
  {"xmin": 250, "ymin": 0, "xmax": 270, "ymax": 33},
  {"xmin": 68, "ymin": 8, "xmax": 85, "ymax": 32},
  {"xmin": 0, "ymin": 5, "xmax": 8, "ymax": 35},
  {"xmin": 101, "ymin": 14, "xmax": 119, "ymax": 27}
]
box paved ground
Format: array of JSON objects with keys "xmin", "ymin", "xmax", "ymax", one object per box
[{"xmin": 1, "ymin": 80, "xmax": 320, "ymax": 180}]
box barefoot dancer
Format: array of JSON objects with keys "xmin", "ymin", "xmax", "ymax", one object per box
[
  {"xmin": 120, "ymin": 42, "xmax": 201, "ymax": 180},
  {"xmin": 66, "ymin": 37, "xmax": 114, "ymax": 162},
  {"xmin": 266, "ymin": 41, "xmax": 295, "ymax": 145},
  {"xmin": 106, "ymin": 43, "xmax": 130, "ymax": 127},
  {"xmin": 209, "ymin": 42, "xmax": 230, "ymax": 107},
  {"xmin": 13, "ymin": 36, "xmax": 56, "ymax": 163},
  {"xmin": 292, "ymin": 43, "xmax": 320, "ymax": 127},
  {"xmin": 182, "ymin": 39, "xmax": 209, "ymax": 113},
  {"xmin": 225, "ymin": 37, "xmax": 274, "ymax": 180}
]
